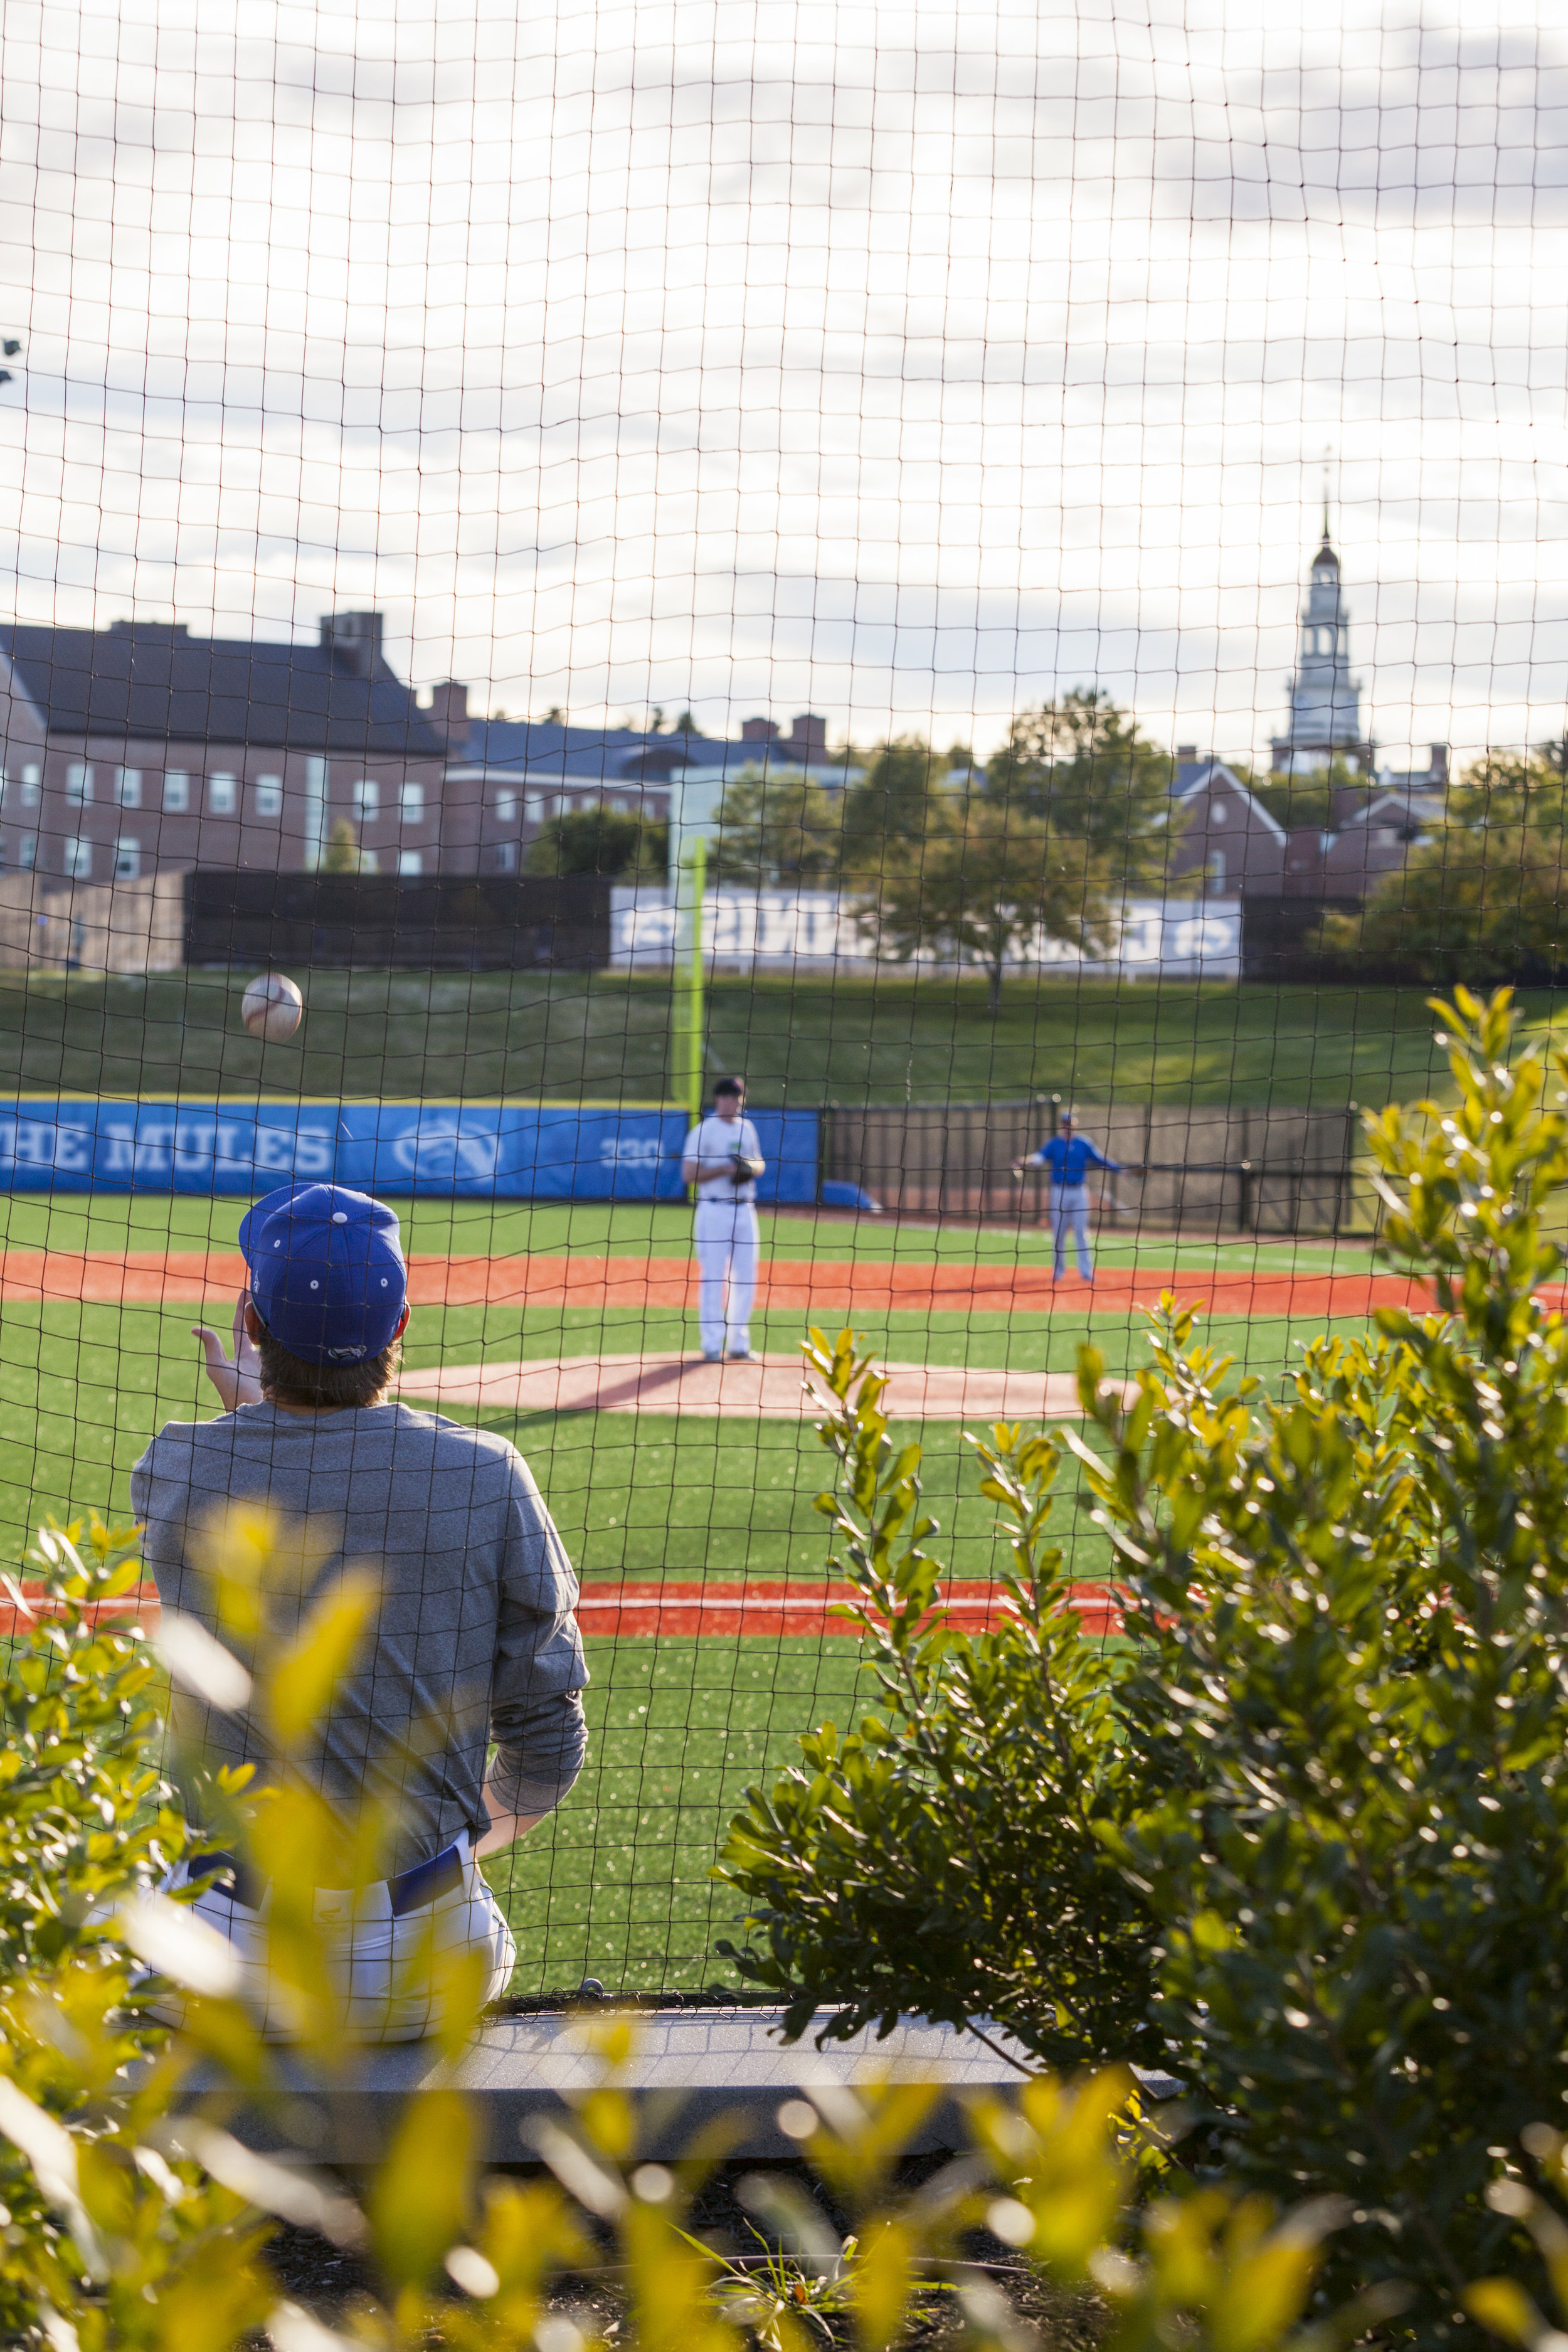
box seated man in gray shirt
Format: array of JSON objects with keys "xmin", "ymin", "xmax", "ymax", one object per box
[{"xmin": 131, "ymin": 1179, "xmax": 587, "ymax": 2042}]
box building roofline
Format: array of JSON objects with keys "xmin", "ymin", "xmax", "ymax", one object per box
[{"xmin": 1175, "ymin": 761, "xmax": 1288, "ymax": 843}]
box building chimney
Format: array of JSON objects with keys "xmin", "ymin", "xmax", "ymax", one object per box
[
  {"xmin": 783, "ymin": 712, "xmax": 829, "ymax": 762},
  {"xmin": 741, "ymin": 717, "xmax": 781, "ymax": 744},
  {"xmin": 320, "ymin": 611, "xmax": 386, "ymax": 681},
  {"xmin": 1430, "ymin": 743, "xmax": 1449, "ymax": 784},
  {"xmin": 420, "ymin": 679, "xmax": 470, "ymax": 755}
]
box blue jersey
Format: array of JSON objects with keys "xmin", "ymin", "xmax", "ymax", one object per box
[{"xmin": 1025, "ymin": 1133, "xmax": 1119, "ymax": 1185}]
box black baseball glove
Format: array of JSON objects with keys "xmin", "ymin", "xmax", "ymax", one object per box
[{"xmin": 730, "ymin": 1152, "xmax": 765, "ymax": 1185}]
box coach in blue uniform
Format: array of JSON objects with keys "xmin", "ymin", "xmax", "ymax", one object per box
[{"xmin": 1012, "ymin": 1108, "xmax": 1121, "ymax": 1280}]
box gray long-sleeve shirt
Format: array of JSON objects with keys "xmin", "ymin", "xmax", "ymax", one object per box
[{"xmin": 130, "ymin": 1399, "xmax": 588, "ymax": 1875}]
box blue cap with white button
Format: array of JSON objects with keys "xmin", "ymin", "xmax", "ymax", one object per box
[{"xmin": 236, "ymin": 1182, "xmax": 408, "ymax": 1365}]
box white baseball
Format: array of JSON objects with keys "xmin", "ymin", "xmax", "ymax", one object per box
[{"xmin": 241, "ymin": 972, "xmax": 304, "ymax": 1042}]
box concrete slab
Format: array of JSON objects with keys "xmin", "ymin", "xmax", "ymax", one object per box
[{"xmin": 217, "ymin": 2007, "xmax": 1044, "ymax": 2163}]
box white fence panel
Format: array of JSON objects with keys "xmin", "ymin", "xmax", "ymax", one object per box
[{"xmin": 608, "ymin": 889, "xmax": 1241, "ymax": 979}]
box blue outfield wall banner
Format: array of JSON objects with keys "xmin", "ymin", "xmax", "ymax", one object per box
[{"xmin": 0, "ymin": 1103, "xmax": 822, "ymax": 1203}]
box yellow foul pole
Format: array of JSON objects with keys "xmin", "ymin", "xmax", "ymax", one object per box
[{"xmin": 685, "ymin": 835, "xmax": 706, "ymax": 1126}]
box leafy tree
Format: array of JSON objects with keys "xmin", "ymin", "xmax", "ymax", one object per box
[
  {"xmin": 844, "ymin": 696, "xmax": 1171, "ymax": 1012},
  {"xmin": 711, "ymin": 770, "xmax": 845, "ymax": 888},
  {"xmin": 1332, "ymin": 753, "xmax": 1568, "ymax": 981},
  {"xmin": 1243, "ymin": 750, "xmax": 1370, "ymax": 837},
  {"xmin": 1248, "ymin": 771, "xmax": 1340, "ymax": 834},
  {"xmin": 853, "ymin": 787, "xmax": 1116, "ymax": 1014},
  {"xmin": 839, "ymin": 739, "xmax": 946, "ymax": 880},
  {"xmin": 320, "ymin": 818, "xmax": 370, "ymax": 872},
  {"xmin": 526, "ymin": 807, "xmax": 669, "ymax": 881},
  {"xmin": 985, "ymin": 687, "xmax": 1172, "ymax": 856}
]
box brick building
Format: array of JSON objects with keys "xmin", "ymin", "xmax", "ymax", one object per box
[
  {"xmin": 0, "ymin": 612, "xmax": 465, "ymax": 882},
  {"xmin": 1165, "ymin": 756, "xmax": 1287, "ymax": 898},
  {"xmin": 445, "ymin": 712, "xmax": 853, "ymax": 874}
]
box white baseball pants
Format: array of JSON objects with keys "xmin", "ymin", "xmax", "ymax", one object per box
[
  {"xmin": 1049, "ymin": 1183, "xmax": 1094, "ymax": 1278},
  {"xmin": 155, "ymin": 1835, "xmax": 516, "ymax": 2044},
  {"xmin": 694, "ymin": 1199, "xmax": 760, "ymax": 1355}
]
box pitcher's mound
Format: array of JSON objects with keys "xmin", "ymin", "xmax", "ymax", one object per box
[{"xmin": 398, "ymin": 1352, "xmax": 1120, "ymax": 1420}]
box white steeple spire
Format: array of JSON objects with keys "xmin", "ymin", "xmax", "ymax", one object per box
[{"xmin": 1269, "ymin": 521, "xmax": 1372, "ymax": 776}]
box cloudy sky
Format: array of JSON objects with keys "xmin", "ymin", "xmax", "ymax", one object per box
[{"xmin": 0, "ymin": 0, "xmax": 1563, "ymax": 763}]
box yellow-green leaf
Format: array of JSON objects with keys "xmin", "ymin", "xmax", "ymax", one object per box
[{"xmin": 369, "ymin": 2088, "xmax": 474, "ymax": 2291}]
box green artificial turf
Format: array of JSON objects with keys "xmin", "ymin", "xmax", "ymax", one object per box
[
  {"xmin": 0, "ymin": 956, "xmax": 1490, "ymax": 1991},
  {"xmin": 0, "ymin": 1293, "xmax": 1323, "ymax": 1562},
  {"xmin": 0, "ymin": 1181, "xmax": 1386, "ymax": 1996},
  {"xmin": 485, "ymin": 1636, "xmax": 873, "ymax": 1995},
  {"xmin": 0, "ymin": 965, "xmax": 1541, "ymax": 1108}
]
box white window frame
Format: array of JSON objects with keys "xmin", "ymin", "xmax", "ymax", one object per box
[
  {"xmin": 397, "ymin": 848, "xmax": 423, "ymax": 875},
  {"xmin": 353, "ymin": 778, "xmax": 380, "ymax": 817},
  {"xmin": 18, "ymin": 835, "xmax": 36, "ymax": 871},
  {"xmin": 114, "ymin": 837, "xmax": 140, "ymax": 879},
  {"xmin": 64, "ymin": 837, "xmax": 92, "ymax": 879},
  {"xmin": 66, "ymin": 764, "xmax": 92, "ymax": 805},
  {"xmin": 399, "ymin": 781, "xmax": 425, "ymax": 824},
  {"xmin": 495, "ymin": 840, "xmax": 518, "ymax": 872},
  {"xmin": 253, "ymin": 775, "xmax": 283, "ymax": 817},
  {"xmin": 208, "ymin": 773, "xmax": 238, "ymax": 815},
  {"xmin": 495, "ymin": 788, "xmax": 518, "ymax": 822},
  {"xmin": 19, "ymin": 766, "xmax": 40, "ymax": 807},
  {"xmin": 162, "ymin": 771, "xmax": 191, "ymax": 812},
  {"xmin": 117, "ymin": 768, "xmax": 142, "ymax": 807}
]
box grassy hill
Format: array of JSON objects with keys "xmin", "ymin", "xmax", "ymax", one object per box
[{"xmin": 0, "ymin": 966, "xmax": 1542, "ymax": 1106}]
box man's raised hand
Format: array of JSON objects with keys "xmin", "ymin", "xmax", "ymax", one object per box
[{"xmin": 192, "ymin": 1288, "xmax": 265, "ymax": 1411}]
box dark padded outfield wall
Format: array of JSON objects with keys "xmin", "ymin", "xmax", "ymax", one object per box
[{"xmin": 184, "ymin": 871, "xmax": 614, "ymax": 971}]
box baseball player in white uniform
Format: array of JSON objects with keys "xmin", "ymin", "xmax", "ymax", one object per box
[{"xmin": 681, "ymin": 1076, "xmax": 766, "ymax": 1362}]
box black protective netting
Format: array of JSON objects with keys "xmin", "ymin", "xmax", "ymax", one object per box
[{"xmin": 0, "ymin": 0, "xmax": 1557, "ymax": 1992}]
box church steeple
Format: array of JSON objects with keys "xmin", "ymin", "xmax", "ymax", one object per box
[{"xmin": 1269, "ymin": 529, "xmax": 1372, "ymax": 776}]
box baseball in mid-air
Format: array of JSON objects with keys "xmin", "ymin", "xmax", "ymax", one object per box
[{"xmin": 241, "ymin": 972, "xmax": 304, "ymax": 1042}]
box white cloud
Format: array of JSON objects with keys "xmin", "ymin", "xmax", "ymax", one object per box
[{"xmin": 0, "ymin": 0, "xmax": 1564, "ymax": 762}]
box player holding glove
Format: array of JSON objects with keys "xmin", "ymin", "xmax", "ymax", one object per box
[{"xmin": 681, "ymin": 1076, "xmax": 767, "ymax": 1360}]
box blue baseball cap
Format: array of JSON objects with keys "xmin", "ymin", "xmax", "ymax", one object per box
[{"xmin": 237, "ymin": 1183, "xmax": 408, "ymax": 1365}]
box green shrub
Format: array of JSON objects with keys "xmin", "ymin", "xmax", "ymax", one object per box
[
  {"xmin": 718, "ymin": 987, "xmax": 1568, "ymax": 2345},
  {"xmin": 19, "ymin": 1115, "xmax": 1568, "ymax": 2352},
  {"xmin": 1084, "ymin": 988, "xmax": 1568, "ymax": 2341},
  {"xmin": 0, "ymin": 1520, "xmax": 273, "ymax": 2348},
  {"xmin": 0, "ymin": 1512, "xmax": 1364, "ymax": 2352},
  {"xmin": 712, "ymin": 1331, "xmax": 1165, "ymax": 2070}
]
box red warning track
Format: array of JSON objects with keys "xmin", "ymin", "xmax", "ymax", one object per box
[
  {"xmin": 0, "ymin": 1248, "xmax": 1455, "ymax": 1318},
  {"xmin": 0, "ymin": 1579, "xmax": 1123, "ymax": 1641}
]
